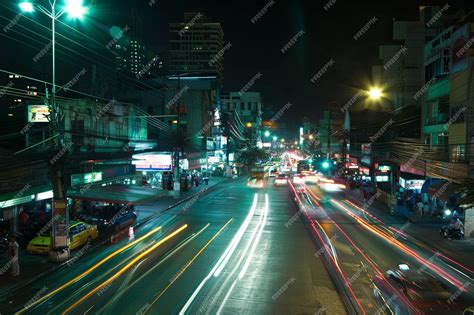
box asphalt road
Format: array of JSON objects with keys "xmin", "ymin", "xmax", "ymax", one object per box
[
  {"xmin": 295, "ymin": 182, "xmax": 474, "ymax": 315},
  {"xmin": 1, "ymin": 178, "xmax": 346, "ymax": 315}
]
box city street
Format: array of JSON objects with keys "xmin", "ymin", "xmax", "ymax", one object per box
[
  {"xmin": 1, "ymin": 179, "xmax": 345, "ymax": 314},
  {"xmin": 2, "ymin": 1, "xmax": 474, "ymax": 314},
  {"xmin": 290, "ymin": 181, "xmax": 474, "ymax": 314}
]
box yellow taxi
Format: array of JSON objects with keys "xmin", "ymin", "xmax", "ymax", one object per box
[{"xmin": 27, "ymin": 221, "xmax": 98, "ymax": 254}]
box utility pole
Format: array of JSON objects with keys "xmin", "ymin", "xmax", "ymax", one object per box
[{"xmin": 173, "ymin": 73, "xmax": 181, "ymax": 193}]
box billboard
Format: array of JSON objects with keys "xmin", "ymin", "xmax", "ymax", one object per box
[
  {"xmin": 28, "ymin": 105, "xmax": 50, "ymax": 122},
  {"xmin": 132, "ymin": 154, "xmax": 172, "ymax": 171},
  {"xmin": 451, "ymin": 24, "xmax": 470, "ymax": 74}
]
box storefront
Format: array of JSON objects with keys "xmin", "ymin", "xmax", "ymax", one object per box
[
  {"xmin": 132, "ymin": 152, "xmax": 173, "ymax": 188},
  {"xmin": 0, "ymin": 184, "xmax": 53, "ymax": 240}
]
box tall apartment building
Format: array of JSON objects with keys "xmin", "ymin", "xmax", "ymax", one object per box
[
  {"xmin": 168, "ymin": 13, "xmax": 224, "ymax": 82},
  {"xmin": 113, "ymin": 9, "xmax": 150, "ymax": 76},
  {"xmin": 372, "ymin": 6, "xmax": 458, "ymax": 111},
  {"xmin": 221, "ymin": 92, "xmax": 262, "ymax": 127},
  {"xmin": 417, "ymin": 12, "xmax": 474, "ymax": 183}
]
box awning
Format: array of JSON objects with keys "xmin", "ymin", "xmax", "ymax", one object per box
[
  {"xmin": 421, "ymin": 178, "xmax": 443, "ymax": 194},
  {"xmin": 427, "ymin": 181, "xmax": 461, "ymax": 202},
  {"xmin": 400, "ymin": 172, "xmax": 424, "ymax": 180},
  {"xmin": 67, "ymin": 184, "xmax": 162, "ymax": 204}
]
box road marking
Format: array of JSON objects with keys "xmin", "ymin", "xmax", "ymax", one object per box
[
  {"xmin": 179, "ymin": 194, "xmax": 259, "ymax": 314},
  {"xmin": 15, "ymin": 225, "xmax": 164, "ymax": 315},
  {"xmin": 96, "ymin": 223, "xmax": 213, "ymax": 312},
  {"xmin": 61, "ymin": 224, "xmax": 188, "ymax": 314},
  {"xmin": 143, "ymin": 218, "xmax": 233, "ymax": 314}
]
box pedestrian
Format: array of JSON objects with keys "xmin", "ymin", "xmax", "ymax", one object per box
[
  {"xmin": 416, "ymin": 200, "xmax": 423, "ymax": 217},
  {"xmin": 8, "ymin": 236, "xmax": 20, "ymax": 276}
]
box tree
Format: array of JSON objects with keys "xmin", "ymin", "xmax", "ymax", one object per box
[{"xmin": 236, "ymin": 147, "xmax": 270, "ymax": 167}]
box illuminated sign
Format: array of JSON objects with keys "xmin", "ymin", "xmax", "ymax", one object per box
[
  {"xmin": 378, "ymin": 165, "xmax": 392, "ymax": 172},
  {"xmin": 406, "ymin": 179, "xmax": 424, "ymax": 190},
  {"xmin": 399, "ymin": 177, "xmax": 406, "ymax": 188},
  {"xmin": 375, "ymin": 175, "xmax": 389, "ymax": 182},
  {"xmin": 132, "ymin": 154, "xmax": 172, "ymax": 171},
  {"xmin": 71, "ymin": 172, "xmax": 103, "ymax": 187},
  {"xmin": 208, "ymin": 156, "xmax": 220, "ymax": 163},
  {"xmin": 28, "ymin": 105, "xmax": 50, "ymax": 122}
]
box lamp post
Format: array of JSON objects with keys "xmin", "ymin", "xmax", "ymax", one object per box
[
  {"xmin": 20, "ymin": 0, "xmax": 87, "ymax": 144},
  {"xmin": 19, "ymin": 0, "xmax": 88, "ymax": 262}
]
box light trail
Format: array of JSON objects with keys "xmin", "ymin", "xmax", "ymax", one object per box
[
  {"xmin": 62, "ymin": 224, "xmax": 188, "ymax": 314},
  {"xmin": 344, "ymin": 199, "xmax": 474, "ymax": 276},
  {"xmin": 288, "ymin": 182, "xmax": 366, "ymax": 314},
  {"xmin": 330, "ymin": 199, "xmax": 466, "ymax": 291},
  {"xmin": 97, "ymin": 223, "xmax": 216, "ymax": 313},
  {"xmin": 213, "ymin": 193, "xmax": 259, "ymax": 277},
  {"xmin": 179, "ymin": 194, "xmax": 259, "ymax": 314},
  {"xmin": 216, "ymin": 194, "xmax": 269, "ymax": 315},
  {"xmin": 303, "ymin": 189, "xmax": 419, "ymax": 314},
  {"xmin": 143, "ymin": 219, "xmax": 233, "ymax": 314},
  {"xmin": 15, "ymin": 225, "xmax": 164, "ymax": 314}
]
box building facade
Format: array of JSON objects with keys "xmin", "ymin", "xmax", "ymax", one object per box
[{"xmin": 168, "ymin": 13, "xmax": 224, "ymax": 82}]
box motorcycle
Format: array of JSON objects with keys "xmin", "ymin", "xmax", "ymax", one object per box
[{"xmin": 440, "ymin": 225, "xmax": 464, "ymax": 240}]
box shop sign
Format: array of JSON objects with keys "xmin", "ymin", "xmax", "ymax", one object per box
[
  {"xmin": 375, "ymin": 175, "xmax": 389, "ymax": 182},
  {"xmin": 405, "ymin": 179, "xmax": 424, "ymax": 190},
  {"xmin": 378, "ymin": 165, "xmax": 391, "ymax": 172},
  {"xmin": 71, "ymin": 172, "xmax": 103, "ymax": 187}
]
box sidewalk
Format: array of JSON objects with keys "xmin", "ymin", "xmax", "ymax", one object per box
[
  {"xmin": 344, "ymin": 188, "xmax": 474, "ymax": 271},
  {"xmin": 0, "ymin": 176, "xmax": 230, "ymax": 296}
]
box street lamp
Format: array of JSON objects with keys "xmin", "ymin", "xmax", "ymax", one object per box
[
  {"xmin": 309, "ymin": 134, "xmax": 314, "ymax": 140},
  {"xmin": 20, "ymin": 0, "xmax": 88, "ymax": 144},
  {"xmin": 246, "ymin": 122, "xmax": 253, "ymax": 128},
  {"xmin": 264, "ymin": 130, "xmax": 270, "ymax": 137},
  {"xmin": 272, "ymin": 136, "xmax": 278, "ymax": 142},
  {"xmin": 280, "ymin": 138, "xmax": 285, "ymax": 143},
  {"xmin": 19, "ymin": 0, "xmax": 88, "ymax": 262},
  {"xmin": 367, "ymin": 86, "xmax": 383, "ymax": 101}
]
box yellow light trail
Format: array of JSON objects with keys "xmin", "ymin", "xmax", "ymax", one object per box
[
  {"xmin": 15, "ymin": 225, "xmax": 164, "ymax": 315},
  {"xmin": 62, "ymin": 224, "xmax": 188, "ymax": 314},
  {"xmin": 143, "ymin": 219, "xmax": 234, "ymax": 314}
]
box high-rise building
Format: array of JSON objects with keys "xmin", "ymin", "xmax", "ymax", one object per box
[
  {"xmin": 372, "ymin": 6, "xmax": 459, "ymax": 111},
  {"xmin": 113, "ymin": 9, "xmax": 150, "ymax": 76},
  {"xmin": 168, "ymin": 13, "xmax": 224, "ymax": 82}
]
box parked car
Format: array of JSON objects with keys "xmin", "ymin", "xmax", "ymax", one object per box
[
  {"xmin": 27, "ymin": 221, "xmax": 98, "ymax": 254},
  {"xmin": 80, "ymin": 205, "xmax": 137, "ymax": 233}
]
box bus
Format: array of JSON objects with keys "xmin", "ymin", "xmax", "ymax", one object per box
[
  {"xmin": 297, "ymin": 160, "xmax": 310, "ymax": 174},
  {"xmin": 247, "ymin": 165, "xmax": 270, "ymax": 188}
]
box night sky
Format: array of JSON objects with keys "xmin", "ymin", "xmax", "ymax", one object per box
[{"xmin": 1, "ymin": 0, "xmax": 473, "ymax": 131}]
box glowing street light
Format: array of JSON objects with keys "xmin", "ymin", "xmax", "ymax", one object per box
[
  {"xmin": 19, "ymin": 2, "xmax": 34, "ymax": 12},
  {"xmin": 280, "ymin": 138, "xmax": 285, "ymax": 143},
  {"xmin": 294, "ymin": 141, "xmax": 298, "ymax": 145},
  {"xmin": 264, "ymin": 130, "xmax": 271, "ymax": 137},
  {"xmin": 368, "ymin": 86, "xmax": 383, "ymax": 101},
  {"xmin": 272, "ymin": 136, "xmax": 278, "ymax": 142},
  {"xmin": 65, "ymin": 0, "xmax": 88, "ymax": 19},
  {"xmin": 309, "ymin": 134, "xmax": 314, "ymax": 140},
  {"xmin": 246, "ymin": 122, "xmax": 253, "ymax": 128},
  {"xmin": 19, "ymin": 0, "xmax": 88, "ymax": 261},
  {"xmin": 322, "ymin": 161, "xmax": 330, "ymax": 169}
]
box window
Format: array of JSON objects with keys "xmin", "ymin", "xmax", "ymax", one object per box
[{"xmin": 450, "ymin": 145, "xmax": 465, "ymax": 163}]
